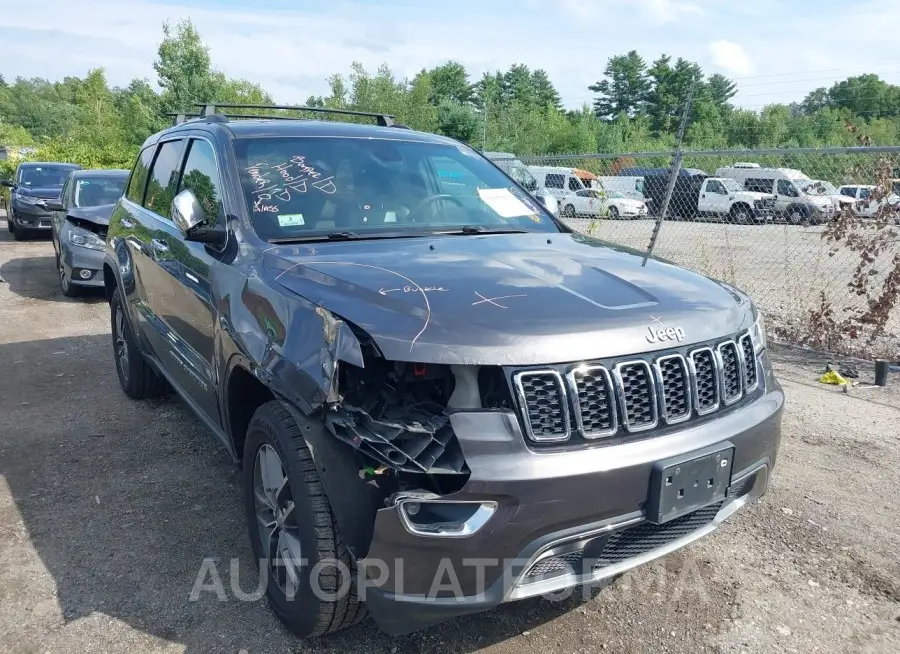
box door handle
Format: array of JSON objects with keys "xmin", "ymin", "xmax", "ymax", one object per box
[
  {"xmin": 151, "ymin": 238, "xmax": 169, "ymax": 254},
  {"xmin": 120, "ymin": 218, "xmax": 134, "ymax": 229}
]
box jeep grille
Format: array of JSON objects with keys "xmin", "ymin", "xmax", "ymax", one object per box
[{"xmin": 512, "ymin": 331, "xmax": 759, "ymax": 444}]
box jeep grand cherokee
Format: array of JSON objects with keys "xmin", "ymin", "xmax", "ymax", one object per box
[{"xmin": 102, "ymin": 103, "xmax": 783, "ymax": 638}]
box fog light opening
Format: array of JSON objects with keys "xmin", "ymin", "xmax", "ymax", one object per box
[
  {"xmin": 396, "ymin": 498, "xmax": 497, "ymax": 538},
  {"xmin": 78, "ymin": 269, "xmax": 93, "ymax": 280}
]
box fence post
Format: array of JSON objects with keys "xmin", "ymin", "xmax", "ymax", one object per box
[{"xmin": 643, "ymin": 79, "xmax": 698, "ymax": 266}]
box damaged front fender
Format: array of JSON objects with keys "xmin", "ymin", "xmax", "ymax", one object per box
[{"xmin": 230, "ymin": 275, "xmax": 364, "ymax": 414}]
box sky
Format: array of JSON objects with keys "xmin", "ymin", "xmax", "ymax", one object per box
[{"xmin": 1, "ymin": 0, "xmax": 900, "ymax": 111}]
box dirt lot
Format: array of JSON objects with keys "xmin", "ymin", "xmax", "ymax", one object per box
[{"xmin": 1, "ymin": 211, "xmax": 899, "ymax": 653}]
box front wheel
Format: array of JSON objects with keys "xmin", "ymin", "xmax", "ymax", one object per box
[
  {"xmin": 787, "ymin": 207, "xmax": 806, "ymax": 225},
  {"xmin": 562, "ymin": 204, "xmax": 575, "ymax": 218},
  {"xmin": 57, "ymin": 251, "xmax": 81, "ymax": 298},
  {"xmin": 730, "ymin": 205, "xmax": 752, "ymax": 224},
  {"xmin": 6, "ymin": 210, "xmax": 13, "ymax": 233},
  {"xmin": 608, "ymin": 206, "xmax": 620, "ymax": 220},
  {"xmin": 243, "ymin": 401, "xmax": 366, "ymax": 638}
]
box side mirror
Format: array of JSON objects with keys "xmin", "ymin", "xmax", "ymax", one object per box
[
  {"xmin": 171, "ymin": 189, "xmax": 225, "ymax": 245},
  {"xmin": 1, "ymin": 180, "xmax": 14, "ymax": 188},
  {"xmin": 45, "ymin": 199, "xmax": 64, "ymax": 211},
  {"xmin": 535, "ymin": 191, "xmax": 559, "ymax": 217}
]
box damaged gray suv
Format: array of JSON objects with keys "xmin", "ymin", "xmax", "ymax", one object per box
[{"xmin": 103, "ymin": 103, "xmax": 783, "ymax": 638}]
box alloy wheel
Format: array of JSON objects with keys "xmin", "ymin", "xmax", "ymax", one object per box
[
  {"xmin": 253, "ymin": 444, "xmax": 304, "ymax": 596},
  {"xmin": 114, "ymin": 305, "xmax": 129, "ymax": 383}
]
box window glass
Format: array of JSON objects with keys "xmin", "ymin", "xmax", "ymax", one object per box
[
  {"xmin": 177, "ymin": 139, "xmax": 225, "ymax": 226},
  {"xmin": 840, "ymin": 187, "xmax": 856, "ymax": 197},
  {"xmin": 74, "ymin": 176, "xmax": 128, "ymax": 207},
  {"xmin": 232, "ymin": 136, "xmax": 559, "ymax": 240},
  {"xmin": 567, "ymin": 176, "xmax": 582, "ymax": 191},
  {"xmin": 707, "ymin": 180, "xmax": 725, "ymax": 194},
  {"xmin": 777, "ymin": 179, "xmax": 796, "ymax": 196},
  {"xmin": 126, "ymin": 146, "xmax": 156, "ymax": 204},
  {"xmin": 746, "ymin": 178, "xmax": 773, "ymax": 193},
  {"xmin": 544, "ymin": 174, "xmax": 565, "ymax": 189},
  {"xmin": 60, "ymin": 177, "xmax": 72, "ymax": 208},
  {"xmin": 576, "ymin": 189, "xmax": 591, "ymax": 197},
  {"xmin": 144, "ymin": 140, "xmax": 185, "ymax": 218},
  {"xmin": 859, "ymin": 187, "xmax": 871, "ymax": 200},
  {"xmin": 17, "ymin": 165, "xmax": 74, "ymax": 188}
]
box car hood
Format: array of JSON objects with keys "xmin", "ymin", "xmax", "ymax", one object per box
[
  {"xmin": 17, "ymin": 186, "xmax": 62, "ymax": 199},
  {"xmin": 263, "ymin": 232, "xmax": 752, "ymax": 365},
  {"xmin": 65, "ymin": 203, "xmax": 116, "ymax": 226}
]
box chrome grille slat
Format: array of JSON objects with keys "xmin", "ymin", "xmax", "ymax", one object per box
[
  {"xmin": 567, "ymin": 366, "xmax": 617, "ymax": 439},
  {"xmin": 513, "ymin": 370, "xmax": 570, "ymax": 442},
  {"xmin": 739, "ymin": 334, "xmax": 758, "ymax": 391},
  {"xmin": 514, "ymin": 331, "xmax": 758, "ymax": 443},
  {"xmin": 614, "ymin": 361, "xmax": 658, "ymax": 432},
  {"xmin": 654, "ymin": 354, "xmax": 691, "ymax": 424},
  {"xmin": 717, "ymin": 341, "xmax": 743, "ymax": 405},
  {"xmin": 689, "ymin": 347, "xmax": 720, "ymax": 415}
]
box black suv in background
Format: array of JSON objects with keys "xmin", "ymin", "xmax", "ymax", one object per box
[
  {"xmin": 2, "ymin": 161, "xmax": 81, "ymax": 240},
  {"xmin": 103, "ymin": 104, "xmax": 783, "ymax": 638}
]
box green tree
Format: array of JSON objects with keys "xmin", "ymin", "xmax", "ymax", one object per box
[
  {"xmin": 427, "ymin": 61, "xmax": 473, "ymax": 106},
  {"xmin": 589, "ymin": 50, "xmax": 650, "ymax": 119}
]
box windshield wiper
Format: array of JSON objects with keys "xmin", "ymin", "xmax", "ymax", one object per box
[
  {"xmin": 437, "ymin": 225, "xmax": 531, "ymax": 235},
  {"xmin": 267, "ymin": 231, "xmax": 372, "ymax": 244}
]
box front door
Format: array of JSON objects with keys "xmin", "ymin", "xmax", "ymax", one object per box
[{"xmin": 141, "ymin": 137, "xmax": 223, "ymax": 424}]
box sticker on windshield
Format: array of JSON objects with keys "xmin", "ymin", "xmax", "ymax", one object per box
[
  {"xmin": 477, "ymin": 188, "xmax": 534, "ymax": 218},
  {"xmin": 277, "ymin": 214, "xmax": 305, "ymax": 227},
  {"xmin": 384, "ymin": 211, "xmax": 397, "ymax": 223}
]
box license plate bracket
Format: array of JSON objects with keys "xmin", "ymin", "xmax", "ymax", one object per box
[{"xmin": 645, "ymin": 442, "xmax": 734, "ymax": 524}]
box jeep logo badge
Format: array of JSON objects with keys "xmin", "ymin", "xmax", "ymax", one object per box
[{"xmin": 646, "ymin": 325, "xmax": 686, "ymax": 343}]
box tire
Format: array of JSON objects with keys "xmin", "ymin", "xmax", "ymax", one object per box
[
  {"xmin": 562, "ymin": 204, "xmax": 575, "ymax": 218},
  {"xmin": 110, "ymin": 287, "xmax": 168, "ymax": 399},
  {"xmin": 57, "ymin": 251, "xmax": 81, "ymax": 298},
  {"xmin": 608, "ymin": 206, "xmax": 620, "ymax": 220},
  {"xmin": 787, "ymin": 206, "xmax": 807, "ymax": 225},
  {"xmin": 6, "ymin": 210, "xmax": 13, "ymax": 233},
  {"xmin": 243, "ymin": 401, "xmax": 367, "ymax": 638},
  {"xmin": 730, "ymin": 204, "xmax": 752, "ymax": 225}
]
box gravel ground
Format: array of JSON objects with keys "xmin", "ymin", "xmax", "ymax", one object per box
[
  {"xmin": 1, "ymin": 210, "xmax": 899, "ymax": 653},
  {"xmin": 562, "ymin": 217, "xmax": 900, "ymax": 358}
]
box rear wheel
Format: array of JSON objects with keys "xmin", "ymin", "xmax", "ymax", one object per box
[
  {"xmin": 730, "ymin": 204, "xmax": 752, "ymax": 224},
  {"xmin": 243, "ymin": 401, "xmax": 366, "ymax": 638},
  {"xmin": 110, "ymin": 287, "xmax": 168, "ymax": 399}
]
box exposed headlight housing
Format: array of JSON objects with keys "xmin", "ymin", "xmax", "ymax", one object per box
[
  {"xmin": 749, "ymin": 308, "xmax": 767, "ymax": 353},
  {"xmin": 68, "ymin": 225, "xmax": 105, "ymax": 251}
]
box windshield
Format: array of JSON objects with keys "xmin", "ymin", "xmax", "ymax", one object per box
[
  {"xmin": 893, "ymin": 181, "xmax": 900, "ymax": 196},
  {"xmin": 234, "ymin": 137, "xmax": 559, "ymax": 241},
  {"xmin": 802, "ymin": 180, "xmax": 837, "ymax": 195},
  {"xmin": 74, "ymin": 176, "xmax": 128, "ymax": 207},
  {"xmin": 721, "ymin": 178, "xmax": 742, "ymax": 192},
  {"xmin": 607, "ymin": 191, "xmax": 625, "ymax": 198},
  {"xmin": 485, "ymin": 156, "xmax": 538, "ymax": 192},
  {"xmin": 18, "ymin": 166, "xmax": 74, "ymax": 188}
]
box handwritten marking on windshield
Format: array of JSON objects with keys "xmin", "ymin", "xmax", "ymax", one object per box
[
  {"xmin": 253, "ymin": 199, "xmax": 279, "ymax": 213},
  {"xmin": 379, "ymin": 285, "xmax": 448, "ymax": 295},
  {"xmin": 472, "ymin": 291, "xmax": 526, "ymax": 309},
  {"xmin": 245, "ymin": 157, "xmax": 337, "ymax": 204}
]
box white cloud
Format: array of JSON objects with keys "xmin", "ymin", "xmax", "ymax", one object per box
[{"xmin": 709, "ymin": 40, "xmax": 754, "ymax": 76}]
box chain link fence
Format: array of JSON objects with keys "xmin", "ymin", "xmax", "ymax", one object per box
[{"xmin": 521, "ymin": 147, "xmax": 900, "ymax": 359}]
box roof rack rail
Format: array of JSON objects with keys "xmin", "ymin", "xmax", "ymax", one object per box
[{"xmin": 192, "ymin": 103, "xmax": 399, "ymax": 127}]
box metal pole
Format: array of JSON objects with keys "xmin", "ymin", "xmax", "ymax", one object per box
[
  {"xmin": 483, "ymin": 100, "xmax": 488, "ymax": 150},
  {"xmin": 643, "ymin": 79, "xmax": 698, "ymax": 267}
]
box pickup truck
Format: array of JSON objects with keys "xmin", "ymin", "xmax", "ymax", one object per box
[{"xmin": 696, "ymin": 177, "xmax": 776, "ymax": 224}]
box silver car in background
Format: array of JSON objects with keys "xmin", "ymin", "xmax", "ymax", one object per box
[{"xmin": 47, "ymin": 169, "xmax": 129, "ymax": 297}]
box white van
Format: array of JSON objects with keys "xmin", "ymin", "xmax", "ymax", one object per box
[
  {"xmin": 594, "ymin": 175, "xmax": 645, "ymax": 201},
  {"xmin": 528, "ymin": 165, "xmax": 598, "ymax": 201},
  {"xmin": 483, "ymin": 152, "xmax": 539, "ymax": 193},
  {"xmin": 716, "ymin": 166, "xmax": 837, "ymax": 224}
]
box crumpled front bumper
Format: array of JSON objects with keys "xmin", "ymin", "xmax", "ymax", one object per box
[{"xmin": 361, "ymin": 353, "xmax": 784, "ymax": 634}]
